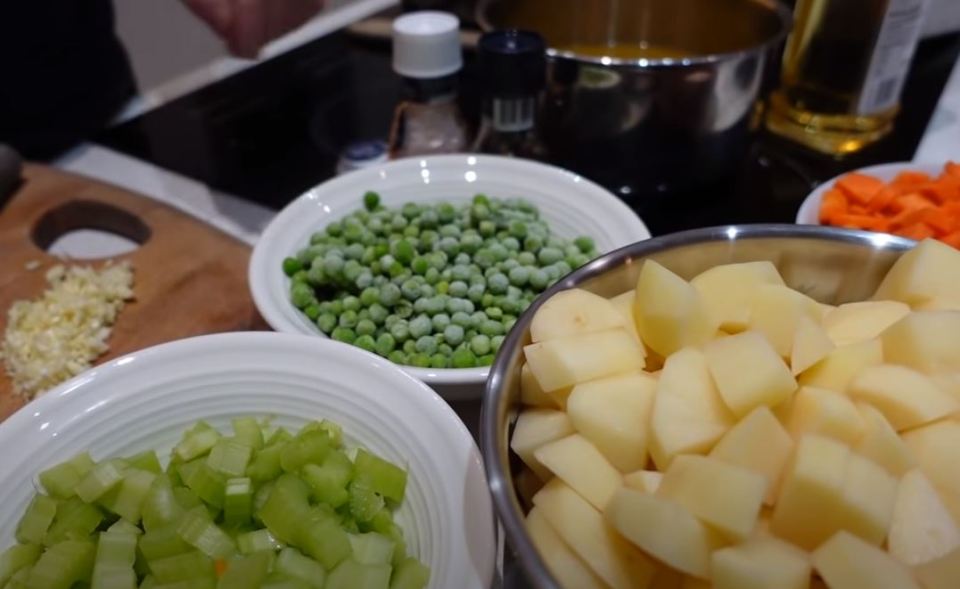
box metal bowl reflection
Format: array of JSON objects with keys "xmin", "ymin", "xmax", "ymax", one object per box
[{"xmin": 481, "ymin": 224, "xmax": 915, "ymax": 588}]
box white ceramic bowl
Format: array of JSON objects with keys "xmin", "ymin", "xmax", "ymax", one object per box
[
  {"xmin": 0, "ymin": 332, "xmax": 495, "ymax": 589},
  {"xmin": 249, "ymin": 154, "xmax": 651, "ymax": 400},
  {"xmin": 796, "ymin": 161, "xmax": 945, "ymax": 225}
]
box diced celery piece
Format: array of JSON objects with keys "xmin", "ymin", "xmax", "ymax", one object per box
[
  {"xmin": 223, "ymin": 478, "xmax": 253, "ymax": 527},
  {"xmin": 176, "ymin": 507, "xmax": 235, "ymax": 559},
  {"xmin": 173, "ymin": 428, "xmax": 220, "ymax": 463},
  {"xmin": 317, "ymin": 420, "xmax": 343, "ymax": 448},
  {"xmin": 348, "ymin": 533, "xmax": 395, "ymax": 566},
  {"xmin": 279, "ymin": 432, "xmax": 330, "ymax": 473},
  {"xmin": 125, "ymin": 451, "xmax": 163, "ymax": 475},
  {"xmin": 143, "ymin": 478, "xmax": 184, "ymax": 532},
  {"xmin": 44, "ymin": 497, "xmax": 103, "ymax": 546},
  {"xmin": 296, "ymin": 508, "xmax": 352, "ymax": 570},
  {"xmin": 206, "ymin": 439, "xmax": 252, "ymax": 478},
  {"xmin": 147, "ymin": 550, "xmax": 214, "ymax": 583},
  {"xmin": 39, "ymin": 453, "xmax": 95, "ymax": 499},
  {"xmin": 273, "ymin": 548, "xmax": 325, "ymax": 589},
  {"xmin": 389, "ymin": 558, "xmax": 430, "ymax": 589},
  {"xmin": 181, "ymin": 462, "xmax": 226, "ymax": 509},
  {"xmin": 0, "ymin": 544, "xmax": 42, "ymax": 585},
  {"xmin": 139, "ymin": 526, "xmax": 192, "ymax": 561},
  {"xmin": 246, "ymin": 444, "xmax": 284, "ymax": 483},
  {"xmin": 15, "ymin": 494, "xmax": 58, "ymax": 544},
  {"xmin": 266, "ymin": 428, "xmax": 293, "ymax": 447},
  {"xmin": 91, "ymin": 564, "xmax": 137, "ymax": 589},
  {"xmin": 6, "ymin": 567, "xmax": 30, "ymax": 589},
  {"xmin": 214, "ymin": 552, "xmax": 270, "ymax": 589},
  {"xmin": 348, "ymin": 483, "xmax": 384, "ymax": 523},
  {"xmin": 27, "ymin": 540, "xmax": 96, "ymax": 589},
  {"xmin": 260, "ymin": 575, "xmax": 313, "ymax": 589},
  {"xmin": 252, "ymin": 481, "xmax": 274, "ymax": 519},
  {"xmin": 76, "ymin": 460, "xmax": 127, "ymax": 503},
  {"xmin": 151, "ymin": 579, "xmax": 215, "ymax": 589},
  {"xmin": 352, "ymin": 450, "xmax": 406, "ymax": 503},
  {"xmin": 171, "ymin": 487, "xmax": 203, "ymax": 512},
  {"xmin": 364, "ymin": 508, "xmax": 397, "ymax": 537},
  {"xmin": 236, "ymin": 529, "xmax": 284, "ymax": 555},
  {"xmin": 257, "ymin": 475, "xmax": 310, "ymax": 544},
  {"xmin": 139, "ymin": 575, "xmax": 157, "ymax": 589},
  {"xmin": 325, "ymin": 559, "xmax": 391, "ymax": 589},
  {"xmin": 100, "ymin": 469, "xmax": 157, "ymax": 522},
  {"xmin": 231, "ymin": 418, "xmax": 263, "ymax": 451},
  {"xmin": 301, "ymin": 451, "xmax": 352, "ymax": 508},
  {"xmin": 92, "ymin": 529, "xmax": 138, "ymax": 589}
]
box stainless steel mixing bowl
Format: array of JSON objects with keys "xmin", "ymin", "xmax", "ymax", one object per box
[{"xmin": 481, "ymin": 224, "xmax": 915, "ymax": 588}]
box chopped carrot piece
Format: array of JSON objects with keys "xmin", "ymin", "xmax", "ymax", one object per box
[
  {"xmin": 941, "ymin": 230, "xmax": 960, "ymax": 249},
  {"xmin": 892, "ymin": 170, "xmax": 931, "ymax": 187},
  {"xmin": 836, "ymin": 172, "xmax": 885, "ymax": 205},
  {"xmin": 897, "ymin": 222, "xmax": 937, "ymax": 240},
  {"xmin": 866, "ymin": 185, "xmax": 899, "ymax": 212},
  {"xmin": 833, "ymin": 214, "xmax": 889, "ymax": 232},
  {"xmin": 819, "ymin": 189, "xmax": 849, "ymax": 223},
  {"xmin": 945, "ymin": 161, "xmax": 960, "ymax": 179},
  {"xmin": 889, "ymin": 204, "xmax": 936, "ymax": 230},
  {"xmin": 888, "ymin": 192, "xmax": 934, "ymax": 214}
]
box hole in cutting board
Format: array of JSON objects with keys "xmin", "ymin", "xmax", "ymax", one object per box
[{"xmin": 32, "ymin": 200, "xmax": 151, "ymax": 259}]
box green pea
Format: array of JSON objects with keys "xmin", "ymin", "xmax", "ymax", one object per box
[
  {"xmin": 283, "ymin": 257, "xmax": 303, "ymax": 276},
  {"xmin": 363, "ymin": 191, "xmax": 380, "ymax": 211},
  {"xmin": 485, "ymin": 307, "xmax": 503, "ymax": 320},
  {"xmin": 449, "ymin": 280, "xmax": 468, "ymax": 297},
  {"xmin": 368, "ymin": 303, "xmax": 388, "ymax": 324},
  {"xmin": 451, "ymin": 348, "xmax": 477, "ymax": 368},
  {"xmin": 291, "ymin": 283, "xmax": 315, "ymax": 309},
  {"xmin": 404, "ymin": 225, "xmax": 420, "ymax": 238},
  {"xmin": 432, "ymin": 313, "xmax": 451, "ymax": 332},
  {"xmin": 460, "ymin": 233, "xmax": 483, "ymax": 254},
  {"xmin": 358, "ymin": 287, "xmax": 379, "ymax": 307},
  {"xmin": 424, "ymin": 267, "xmax": 440, "ymax": 284},
  {"xmin": 375, "ymin": 333, "xmax": 397, "ymax": 355},
  {"xmin": 478, "ymin": 354, "xmax": 496, "ymax": 366},
  {"xmin": 390, "ymin": 320, "xmax": 410, "ymax": 342},
  {"xmin": 444, "ymin": 324, "xmax": 465, "ymax": 346},
  {"xmin": 356, "ymin": 319, "xmax": 376, "ymax": 336},
  {"xmin": 467, "ymin": 284, "xmax": 485, "ymax": 303},
  {"xmin": 410, "ymin": 315, "xmax": 432, "ymax": 338},
  {"xmin": 488, "ymin": 273, "xmax": 509, "ymax": 294},
  {"xmin": 420, "ymin": 210, "xmax": 439, "ymax": 229},
  {"xmin": 471, "ymin": 311, "xmax": 488, "ymax": 328},
  {"xmin": 480, "ymin": 320, "xmax": 504, "ymax": 336},
  {"xmin": 395, "ymin": 301, "xmax": 414, "ymax": 319},
  {"xmin": 331, "ymin": 327, "xmax": 356, "ymax": 344},
  {"xmin": 316, "ymin": 313, "xmax": 337, "ymax": 334},
  {"xmin": 326, "ymin": 220, "xmax": 343, "ymax": 237},
  {"xmin": 529, "ymin": 269, "xmax": 549, "ymax": 290},
  {"xmin": 474, "ymin": 249, "xmax": 495, "ymax": 269},
  {"xmin": 437, "ymin": 202, "xmax": 456, "ymax": 223},
  {"xmin": 411, "ymin": 256, "xmax": 429, "ymax": 275},
  {"xmin": 342, "ymin": 296, "xmax": 360, "ymax": 312},
  {"xmin": 354, "ymin": 334, "xmax": 376, "ymax": 352},
  {"xmin": 403, "ymin": 340, "xmax": 417, "ymax": 355},
  {"xmin": 470, "ymin": 335, "xmax": 491, "ymax": 356},
  {"xmin": 415, "ymin": 336, "xmax": 438, "ymax": 355},
  {"xmin": 388, "ymin": 350, "xmax": 407, "ymax": 364},
  {"xmin": 392, "ymin": 239, "xmax": 416, "ymax": 264},
  {"xmin": 538, "ymin": 247, "xmax": 564, "ymax": 265},
  {"xmin": 508, "ymin": 266, "xmax": 529, "ymax": 286},
  {"xmin": 508, "ymin": 221, "xmax": 527, "ymax": 239},
  {"xmin": 451, "ymin": 312, "xmax": 471, "ymax": 329},
  {"xmin": 401, "ymin": 202, "xmax": 420, "ymax": 219},
  {"xmin": 409, "ymin": 353, "xmax": 431, "ymax": 368},
  {"xmin": 478, "ymin": 220, "xmax": 496, "ymax": 237},
  {"xmin": 379, "ymin": 283, "xmax": 401, "ymax": 306},
  {"xmin": 481, "ymin": 293, "xmax": 496, "ymax": 309},
  {"xmin": 430, "ymin": 354, "xmax": 449, "ymax": 369},
  {"xmin": 523, "ymin": 235, "xmax": 543, "ymax": 252},
  {"xmin": 491, "ymin": 335, "xmax": 505, "ymax": 352},
  {"xmin": 355, "ymin": 271, "xmax": 374, "ymax": 290},
  {"xmin": 329, "ymin": 300, "xmax": 344, "ymax": 315},
  {"xmin": 339, "ymin": 310, "xmax": 358, "ymax": 329},
  {"xmin": 304, "ymin": 304, "xmax": 321, "ymax": 321}
]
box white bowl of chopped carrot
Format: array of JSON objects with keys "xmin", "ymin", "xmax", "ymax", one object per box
[{"xmin": 797, "ymin": 161, "xmax": 960, "ymax": 247}]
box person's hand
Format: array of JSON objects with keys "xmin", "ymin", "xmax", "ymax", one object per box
[{"xmin": 182, "ymin": 0, "xmax": 325, "ymax": 58}]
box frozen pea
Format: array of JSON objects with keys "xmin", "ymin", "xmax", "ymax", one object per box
[
  {"xmin": 508, "ymin": 266, "xmax": 529, "ymax": 286},
  {"xmin": 504, "ymin": 316, "xmax": 517, "ymax": 331},
  {"xmin": 403, "ymin": 340, "xmax": 417, "ymax": 355},
  {"xmin": 488, "ymin": 244, "xmax": 508, "ymax": 262},
  {"xmin": 469, "ymin": 273, "xmax": 486, "ymax": 287},
  {"xmin": 425, "ymin": 297, "xmax": 447, "ymax": 315},
  {"xmin": 331, "ymin": 327, "xmax": 356, "ymax": 344},
  {"xmin": 488, "ymin": 273, "xmax": 509, "ymax": 294},
  {"xmin": 467, "ymin": 283, "xmax": 485, "ymax": 303},
  {"xmin": 410, "ymin": 315, "xmax": 432, "ymax": 338},
  {"xmin": 470, "ymin": 335, "xmax": 491, "ymax": 356},
  {"xmin": 342, "ymin": 296, "xmax": 360, "ymax": 312},
  {"xmin": 424, "ymin": 267, "xmax": 440, "ymax": 284},
  {"xmin": 517, "ymin": 251, "xmax": 536, "ymax": 266},
  {"xmin": 503, "ymin": 237, "xmax": 521, "ymax": 251},
  {"xmin": 480, "ymin": 320, "xmax": 504, "ymax": 336},
  {"xmin": 356, "ymin": 319, "xmax": 376, "ymax": 336},
  {"xmin": 478, "ymin": 354, "xmax": 496, "ymax": 366},
  {"xmin": 359, "ymin": 287, "xmax": 380, "ymax": 306},
  {"xmin": 395, "ymin": 301, "xmax": 414, "ymax": 319},
  {"xmin": 438, "ymin": 237, "xmax": 460, "ymax": 257},
  {"xmin": 401, "ymin": 202, "xmax": 420, "ymax": 219},
  {"xmin": 529, "ymin": 268, "xmax": 549, "ymax": 290},
  {"xmin": 485, "ymin": 307, "xmax": 504, "ymax": 320},
  {"xmin": 567, "ymin": 253, "xmax": 590, "ymax": 268},
  {"xmin": 339, "ymin": 310, "xmax": 358, "ymax": 328},
  {"xmin": 410, "ymin": 353, "xmax": 432, "ymax": 368},
  {"xmin": 391, "ymin": 215, "xmax": 408, "ymax": 232},
  {"xmin": 384, "ymin": 314, "xmax": 400, "ymax": 328},
  {"xmin": 426, "ymin": 283, "xmax": 441, "ymax": 297},
  {"xmin": 401, "ymin": 279, "xmax": 421, "ymax": 301},
  {"xmin": 375, "ymin": 333, "xmax": 396, "ymax": 355},
  {"xmin": 387, "ymin": 350, "xmax": 406, "ymax": 364},
  {"xmin": 454, "ymin": 253, "xmax": 471, "ymax": 266},
  {"xmin": 478, "ymin": 220, "xmax": 496, "ymax": 237},
  {"xmin": 329, "ymin": 300, "xmax": 344, "ymax": 315},
  {"xmin": 537, "ymin": 247, "xmax": 564, "ymax": 265},
  {"xmin": 437, "ymin": 202, "xmax": 456, "ymax": 223},
  {"xmin": 449, "ymin": 280, "xmax": 468, "ymax": 297},
  {"xmin": 368, "ymin": 303, "xmax": 388, "ymax": 324},
  {"xmin": 508, "ymin": 221, "xmax": 527, "ymax": 238},
  {"xmin": 390, "ymin": 320, "xmax": 410, "ymax": 342},
  {"xmin": 481, "ymin": 293, "xmax": 496, "ymax": 309},
  {"xmin": 316, "ymin": 313, "xmax": 337, "ymax": 334},
  {"xmin": 343, "ymin": 260, "xmax": 364, "ymax": 283},
  {"xmin": 554, "ymin": 261, "xmax": 573, "ymax": 276},
  {"xmin": 404, "ymin": 225, "xmax": 420, "ymax": 238},
  {"xmin": 444, "ymin": 324, "xmax": 465, "ymax": 346},
  {"xmin": 291, "ymin": 283, "xmax": 315, "ymax": 309},
  {"xmin": 391, "ymin": 239, "xmax": 416, "ymax": 264},
  {"xmin": 574, "ymin": 236, "xmax": 595, "ymax": 254},
  {"xmin": 379, "ymin": 283, "xmax": 401, "ymax": 306},
  {"xmin": 413, "ymin": 298, "xmax": 428, "ymax": 314},
  {"xmin": 411, "ymin": 256, "xmax": 429, "ymax": 275},
  {"xmin": 471, "ymin": 311, "xmax": 488, "ymax": 328},
  {"xmin": 354, "ymin": 334, "xmax": 376, "ymax": 352},
  {"xmin": 432, "ymin": 313, "xmax": 451, "ymax": 332},
  {"xmin": 474, "ymin": 249, "xmax": 495, "ymax": 269},
  {"xmin": 451, "ymin": 348, "xmax": 477, "ymax": 368},
  {"xmin": 430, "ymin": 354, "xmax": 448, "ymax": 369},
  {"xmin": 415, "ymin": 335, "xmax": 438, "ymax": 355},
  {"xmin": 283, "ymin": 257, "xmax": 303, "ymax": 277},
  {"xmin": 491, "ymin": 335, "xmax": 505, "ymax": 352},
  {"xmin": 355, "ymin": 271, "xmax": 374, "ymax": 290},
  {"xmin": 323, "ymin": 256, "xmax": 344, "ymax": 277},
  {"xmin": 460, "ymin": 233, "xmax": 483, "ymax": 254}
]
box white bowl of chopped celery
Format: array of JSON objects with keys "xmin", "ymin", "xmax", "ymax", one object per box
[
  {"xmin": 0, "ymin": 332, "xmax": 495, "ymax": 588},
  {"xmin": 249, "ymin": 154, "xmax": 650, "ymax": 400}
]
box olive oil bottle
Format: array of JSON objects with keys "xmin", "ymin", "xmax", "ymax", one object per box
[{"xmin": 766, "ymin": 0, "xmax": 928, "ymax": 156}]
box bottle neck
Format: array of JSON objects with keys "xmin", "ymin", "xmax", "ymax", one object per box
[
  {"xmin": 484, "ymin": 95, "xmax": 537, "ymax": 133},
  {"xmin": 402, "ymin": 74, "xmax": 459, "ymax": 104}
]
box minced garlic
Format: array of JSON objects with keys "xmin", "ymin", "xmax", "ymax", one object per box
[{"xmin": 1, "ymin": 262, "xmax": 134, "ymax": 398}]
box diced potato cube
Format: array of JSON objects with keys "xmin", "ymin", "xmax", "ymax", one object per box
[
  {"xmin": 526, "ymin": 506, "xmax": 607, "ymax": 589},
  {"xmin": 533, "ymin": 480, "xmax": 657, "ymax": 589},
  {"xmin": 567, "ymin": 372, "xmax": 656, "ymax": 472},
  {"xmin": 798, "ymin": 338, "xmax": 883, "ymax": 392},
  {"xmin": 530, "ymin": 288, "xmax": 627, "ymax": 343},
  {"xmin": 711, "ymin": 536, "xmax": 811, "ymax": 589},
  {"xmin": 634, "ymin": 260, "xmax": 716, "ymax": 357},
  {"xmin": 709, "ymin": 406, "xmax": 795, "ymax": 505},
  {"xmin": 874, "ymin": 238, "xmax": 960, "ymax": 308},
  {"xmin": 656, "ymin": 455, "xmax": 767, "ymax": 541},
  {"xmin": 786, "ymin": 386, "xmax": 866, "ymax": 445},
  {"xmin": 889, "ymin": 469, "xmax": 960, "ymax": 566},
  {"xmin": 609, "ymin": 290, "xmax": 642, "ymax": 343},
  {"xmin": 836, "ymin": 452, "xmax": 899, "ymax": 546},
  {"xmin": 648, "ymin": 567, "xmax": 684, "ymax": 589},
  {"xmin": 510, "ymin": 409, "xmax": 574, "ymax": 481},
  {"xmin": 604, "ymin": 487, "xmax": 727, "ymax": 579},
  {"xmin": 690, "ymin": 261, "xmax": 785, "ymax": 332},
  {"xmin": 649, "ymin": 348, "xmax": 734, "ymax": 470},
  {"xmin": 748, "ymin": 284, "xmax": 822, "ymax": 358},
  {"xmin": 534, "ymin": 434, "xmax": 623, "ymax": 510},
  {"xmin": 791, "ymin": 315, "xmax": 835, "ymax": 375},
  {"xmin": 823, "ymin": 301, "xmax": 910, "ymax": 346},
  {"xmin": 915, "ymin": 546, "xmax": 960, "ymax": 589},
  {"xmin": 930, "ymin": 372, "xmax": 960, "ymax": 405},
  {"xmin": 812, "ymin": 531, "xmax": 920, "ymax": 589},
  {"xmin": 902, "ymin": 420, "xmax": 960, "ymax": 524},
  {"xmin": 853, "ymin": 402, "xmax": 916, "ymax": 477},
  {"xmin": 771, "ymin": 435, "xmax": 850, "ymax": 550},
  {"xmin": 848, "ymin": 364, "xmax": 959, "ymax": 431},
  {"xmin": 882, "ymin": 311, "xmax": 960, "ymax": 374},
  {"xmin": 520, "ymin": 364, "xmax": 560, "ymax": 409},
  {"xmin": 704, "ymin": 331, "xmax": 798, "ymax": 418},
  {"xmin": 524, "ymin": 328, "xmax": 645, "ymax": 392},
  {"xmin": 624, "ymin": 470, "xmax": 663, "ymax": 494}
]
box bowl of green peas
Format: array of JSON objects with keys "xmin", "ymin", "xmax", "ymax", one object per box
[{"xmin": 249, "ymin": 155, "xmax": 650, "ymax": 399}]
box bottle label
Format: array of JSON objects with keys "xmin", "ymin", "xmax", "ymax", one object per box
[
  {"xmin": 856, "ymin": 0, "xmax": 927, "ymax": 116},
  {"xmin": 492, "ymin": 97, "xmax": 535, "ymax": 132}
]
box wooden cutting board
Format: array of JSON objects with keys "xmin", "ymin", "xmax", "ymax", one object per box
[{"xmin": 0, "ymin": 164, "xmax": 266, "ymax": 420}]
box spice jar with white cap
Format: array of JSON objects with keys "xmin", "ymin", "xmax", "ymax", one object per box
[{"xmin": 387, "ymin": 11, "xmax": 471, "ymax": 159}]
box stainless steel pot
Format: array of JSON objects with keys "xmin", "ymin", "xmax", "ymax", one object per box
[
  {"xmin": 477, "ymin": 0, "xmax": 792, "ymax": 197},
  {"xmin": 481, "ymin": 225, "xmax": 915, "ymax": 588}
]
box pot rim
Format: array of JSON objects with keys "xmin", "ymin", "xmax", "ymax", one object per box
[{"xmin": 475, "ymin": 0, "xmax": 793, "ymax": 68}]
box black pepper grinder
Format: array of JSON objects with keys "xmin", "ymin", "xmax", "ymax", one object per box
[{"xmin": 472, "ymin": 30, "xmax": 548, "ymax": 160}]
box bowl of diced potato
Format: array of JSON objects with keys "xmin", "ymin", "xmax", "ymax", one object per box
[{"xmin": 482, "ymin": 224, "xmax": 960, "ymax": 588}]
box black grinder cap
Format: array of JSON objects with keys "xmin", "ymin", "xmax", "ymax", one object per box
[{"xmin": 477, "ymin": 30, "xmax": 547, "ymax": 98}]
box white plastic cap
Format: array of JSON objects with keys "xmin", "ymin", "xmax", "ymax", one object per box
[{"xmin": 392, "ymin": 11, "xmax": 462, "ymax": 79}]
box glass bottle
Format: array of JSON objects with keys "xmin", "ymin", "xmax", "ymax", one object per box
[
  {"xmin": 766, "ymin": 0, "xmax": 929, "ymax": 156},
  {"xmin": 388, "ymin": 11, "xmax": 470, "ymax": 159},
  {"xmin": 473, "ymin": 30, "xmax": 549, "ymax": 159}
]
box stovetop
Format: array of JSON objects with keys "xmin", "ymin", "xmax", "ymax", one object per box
[{"xmin": 97, "ymin": 30, "xmax": 960, "ymax": 236}]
